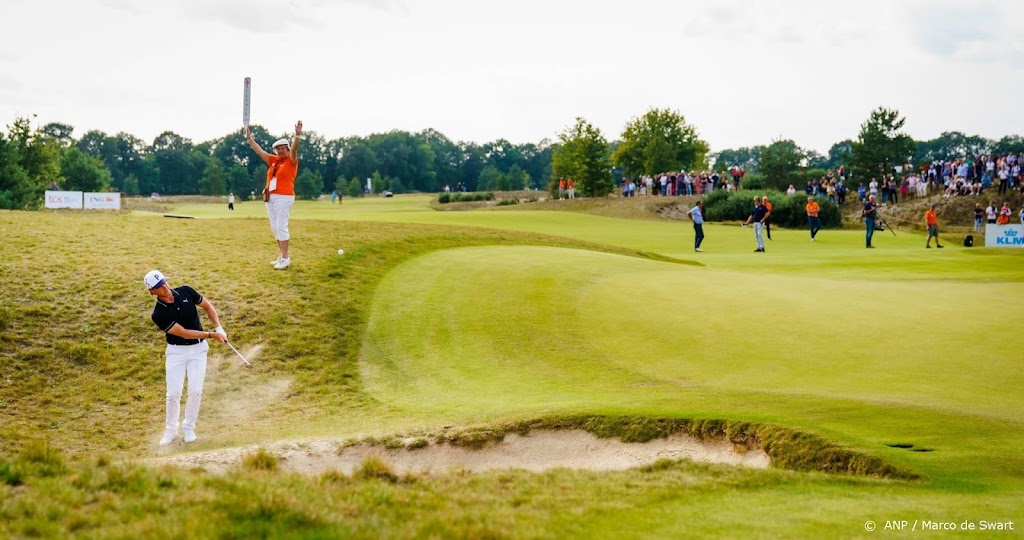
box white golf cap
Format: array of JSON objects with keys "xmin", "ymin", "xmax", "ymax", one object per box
[
  {"xmin": 272, "ymin": 138, "xmax": 290, "ymax": 148},
  {"xmin": 144, "ymin": 270, "xmax": 168, "ymax": 290}
]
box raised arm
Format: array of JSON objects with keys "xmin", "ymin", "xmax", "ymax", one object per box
[
  {"xmin": 244, "ymin": 126, "xmax": 274, "ymax": 163},
  {"xmin": 290, "ymin": 120, "xmax": 302, "ymax": 162}
]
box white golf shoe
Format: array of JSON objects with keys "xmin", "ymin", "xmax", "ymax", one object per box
[
  {"xmin": 183, "ymin": 429, "xmax": 198, "ymax": 443},
  {"xmin": 273, "ymin": 258, "xmax": 291, "ymax": 270},
  {"xmin": 271, "ymin": 257, "xmax": 282, "ymax": 266},
  {"xmin": 159, "ymin": 429, "xmax": 178, "ymax": 446}
]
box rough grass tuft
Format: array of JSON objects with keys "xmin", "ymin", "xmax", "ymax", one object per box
[
  {"xmin": 354, "ymin": 456, "xmax": 397, "ymax": 482},
  {"xmin": 242, "ymin": 449, "xmax": 279, "ymax": 472},
  {"xmin": 0, "ymin": 460, "xmax": 25, "ymax": 486}
]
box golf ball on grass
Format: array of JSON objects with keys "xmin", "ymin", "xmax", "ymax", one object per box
[{"xmin": 337, "ymin": 249, "xmax": 345, "ymax": 255}]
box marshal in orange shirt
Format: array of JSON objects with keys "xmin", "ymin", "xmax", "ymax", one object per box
[
  {"xmin": 925, "ymin": 209, "xmax": 938, "ymax": 226},
  {"xmin": 806, "ymin": 201, "xmax": 820, "ymax": 216},
  {"xmin": 265, "ymin": 156, "xmax": 298, "ymax": 196}
]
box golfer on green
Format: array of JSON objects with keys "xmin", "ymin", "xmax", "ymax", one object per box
[{"xmin": 145, "ymin": 270, "xmax": 227, "ymax": 446}]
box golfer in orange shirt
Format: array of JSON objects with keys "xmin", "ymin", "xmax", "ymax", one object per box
[
  {"xmin": 925, "ymin": 204, "xmax": 943, "ymax": 249},
  {"xmin": 805, "ymin": 196, "xmax": 821, "ymax": 241}
]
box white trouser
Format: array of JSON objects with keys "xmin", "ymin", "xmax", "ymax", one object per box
[
  {"xmin": 753, "ymin": 222, "xmax": 765, "ymax": 249},
  {"xmin": 265, "ymin": 194, "xmax": 295, "ymax": 241},
  {"xmin": 165, "ymin": 340, "xmax": 209, "ymax": 431}
]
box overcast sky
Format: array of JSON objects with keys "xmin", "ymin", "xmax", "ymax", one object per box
[{"xmin": 2, "ymin": 0, "xmax": 1021, "ymax": 154}]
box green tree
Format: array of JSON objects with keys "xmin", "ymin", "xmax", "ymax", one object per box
[
  {"xmin": 41, "ymin": 122, "xmax": 75, "ymax": 147},
  {"xmin": 419, "ymin": 128, "xmax": 462, "ymax": 188},
  {"xmin": 345, "ymin": 176, "xmax": 363, "ymax": 198},
  {"xmin": 294, "ymin": 170, "xmax": 322, "ymax": 200},
  {"xmin": 991, "ymin": 135, "xmax": 1024, "ymax": 156},
  {"xmin": 198, "ymin": 158, "xmax": 227, "ymax": 195},
  {"xmin": 459, "ymin": 142, "xmax": 486, "ymax": 191},
  {"xmin": 506, "ymin": 164, "xmax": 529, "ymax": 191},
  {"xmin": 825, "ymin": 140, "xmax": 853, "ymax": 170},
  {"xmin": 122, "ymin": 173, "xmax": 140, "ymax": 196},
  {"xmin": 713, "ymin": 146, "xmax": 762, "ymax": 172},
  {"xmin": 9, "ymin": 117, "xmax": 62, "ymax": 189},
  {"xmin": 759, "ymin": 139, "xmax": 803, "ymax": 190},
  {"xmin": 477, "ymin": 165, "xmax": 504, "ymax": 191},
  {"xmin": 612, "ymin": 108, "xmax": 709, "ymax": 176},
  {"xmin": 0, "ymin": 131, "xmax": 36, "ymax": 209},
  {"xmin": 913, "ymin": 131, "xmax": 992, "ymax": 163},
  {"xmin": 227, "ymin": 164, "xmax": 253, "ymax": 197},
  {"xmin": 851, "ymin": 107, "xmax": 915, "ymax": 180},
  {"xmin": 154, "ymin": 149, "xmax": 196, "ymax": 194},
  {"xmin": 59, "ymin": 147, "xmax": 112, "ymax": 192},
  {"xmin": 551, "ymin": 117, "xmax": 613, "ymax": 198}
]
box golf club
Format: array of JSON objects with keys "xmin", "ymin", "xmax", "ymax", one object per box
[{"xmin": 226, "ymin": 341, "xmax": 252, "ymax": 366}]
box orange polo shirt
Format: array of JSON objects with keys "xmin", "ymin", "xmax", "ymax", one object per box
[
  {"xmin": 265, "ymin": 155, "xmax": 298, "ymax": 196},
  {"xmin": 806, "ymin": 201, "xmax": 820, "ymax": 217},
  {"xmin": 925, "ymin": 209, "xmax": 938, "ymax": 226}
]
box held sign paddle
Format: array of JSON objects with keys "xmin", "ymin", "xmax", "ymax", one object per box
[{"xmin": 242, "ymin": 77, "xmax": 251, "ymax": 127}]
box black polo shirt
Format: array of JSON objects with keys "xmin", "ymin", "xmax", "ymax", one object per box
[
  {"xmin": 863, "ymin": 201, "xmax": 877, "ymax": 219},
  {"xmin": 751, "ymin": 204, "xmax": 769, "ymax": 222},
  {"xmin": 151, "ymin": 285, "xmax": 206, "ymax": 345}
]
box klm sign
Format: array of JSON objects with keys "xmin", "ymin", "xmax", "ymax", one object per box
[{"xmin": 985, "ymin": 224, "xmax": 1024, "ymax": 247}]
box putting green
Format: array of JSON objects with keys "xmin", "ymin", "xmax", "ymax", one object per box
[
  {"xmin": 362, "ymin": 245, "xmax": 1024, "ymax": 488},
  {"xmin": 154, "ymin": 195, "xmax": 1024, "ymax": 281}
]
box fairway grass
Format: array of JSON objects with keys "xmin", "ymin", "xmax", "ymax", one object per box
[{"xmin": 2, "ymin": 201, "xmax": 1023, "ymax": 538}]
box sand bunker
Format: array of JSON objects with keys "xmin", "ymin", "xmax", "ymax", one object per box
[{"xmin": 148, "ymin": 429, "xmax": 769, "ymax": 475}]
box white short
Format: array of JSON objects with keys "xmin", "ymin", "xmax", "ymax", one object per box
[{"xmin": 266, "ymin": 194, "xmax": 295, "ymax": 241}]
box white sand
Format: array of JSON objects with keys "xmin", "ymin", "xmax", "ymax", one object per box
[{"xmin": 146, "ymin": 429, "xmax": 769, "ymax": 475}]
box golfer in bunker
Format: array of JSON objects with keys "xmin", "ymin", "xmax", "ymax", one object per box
[{"xmin": 145, "ymin": 270, "xmax": 227, "ymax": 446}]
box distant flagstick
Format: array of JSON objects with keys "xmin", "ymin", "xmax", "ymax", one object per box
[{"xmin": 243, "ymin": 77, "xmax": 251, "ymax": 127}]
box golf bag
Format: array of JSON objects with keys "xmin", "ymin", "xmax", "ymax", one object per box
[{"xmin": 964, "ymin": 235, "xmax": 974, "ymax": 247}]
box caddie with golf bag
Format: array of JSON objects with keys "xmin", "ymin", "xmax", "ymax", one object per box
[{"xmin": 145, "ymin": 270, "xmax": 228, "ymax": 446}]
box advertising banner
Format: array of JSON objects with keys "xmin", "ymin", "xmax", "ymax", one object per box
[
  {"xmin": 44, "ymin": 191, "xmax": 83, "ymax": 209},
  {"xmin": 84, "ymin": 192, "xmax": 121, "ymax": 210},
  {"xmin": 985, "ymin": 224, "xmax": 1024, "ymax": 247}
]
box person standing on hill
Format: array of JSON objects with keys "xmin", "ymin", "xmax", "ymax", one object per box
[
  {"xmin": 568, "ymin": 178, "xmax": 576, "ymax": 199},
  {"xmin": 145, "ymin": 270, "xmax": 227, "ymax": 446},
  {"xmin": 227, "ymin": 192, "xmax": 235, "ymax": 211},
  {"xmin": 997, "ymin": 202, "xmax": 1012, "ymax": 224},
  {"xmin": 973, "ymin": 203, "xmax": 984, "ymax": 232},
  {"xmin": 863, "ymin": 195, "xmax": 878, "ymax": 248},
  {"xmin": 245, "ymin": 121, "xmax": 302, "ymax": 270},
  {"xmin": 688, "ymin": 200, "xmax": 705, "ymax": 252},
  {"xmin": 986, "ymin": 201, "xmax": 998, "ymax": 224},
  {"xmin": 925, "ymin": 205, "xmax": 944, "ymax": 249},
  {"xmin": 806, "ymin": 196, "xmax": 821, "ymax": 242}
]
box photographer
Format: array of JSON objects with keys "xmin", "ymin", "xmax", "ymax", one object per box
[{"xmin": 863, "ymin": 195, "xmax": 878, "ymax": 249}]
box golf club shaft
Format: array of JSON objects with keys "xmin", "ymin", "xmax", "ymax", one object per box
[{"xmin": 226, "ymin": 341, "xmax": 252, "ymax": 365}]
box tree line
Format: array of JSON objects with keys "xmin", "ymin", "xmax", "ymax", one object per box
[
  {"xmin": 2, "ymin": 107, "xmax": 1021, "ymax": 210},
  {"xmin": 0, "ymin": 119, "xmax": 554, "ymax": 208}
]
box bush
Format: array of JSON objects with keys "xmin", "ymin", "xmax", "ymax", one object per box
[
  {"xmin": 496, "ymin": 198, "xmax": 519, "ymax": 206},
  {"xmin": 439, "ymin": 191, "xmax": 494, "ymax": 204},
  {"xmin": 741, "ymin": 173, "xmax": 765, "ymax": 190},
  {"xmin": 703, "ymin": 190, "xmax": 841, "ymax": 228}
]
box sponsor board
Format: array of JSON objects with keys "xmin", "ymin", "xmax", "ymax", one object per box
[
  {"xmin": 45, "ymin": 191, "xmax": 83, "ymax": 209},
  {"xmin": 985, "ymin": 224, "xmax": 1024, "ymax": 247},
  {"xmin": 84, "ymin": 192, "xmax": 121, "ymax": 210}
]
